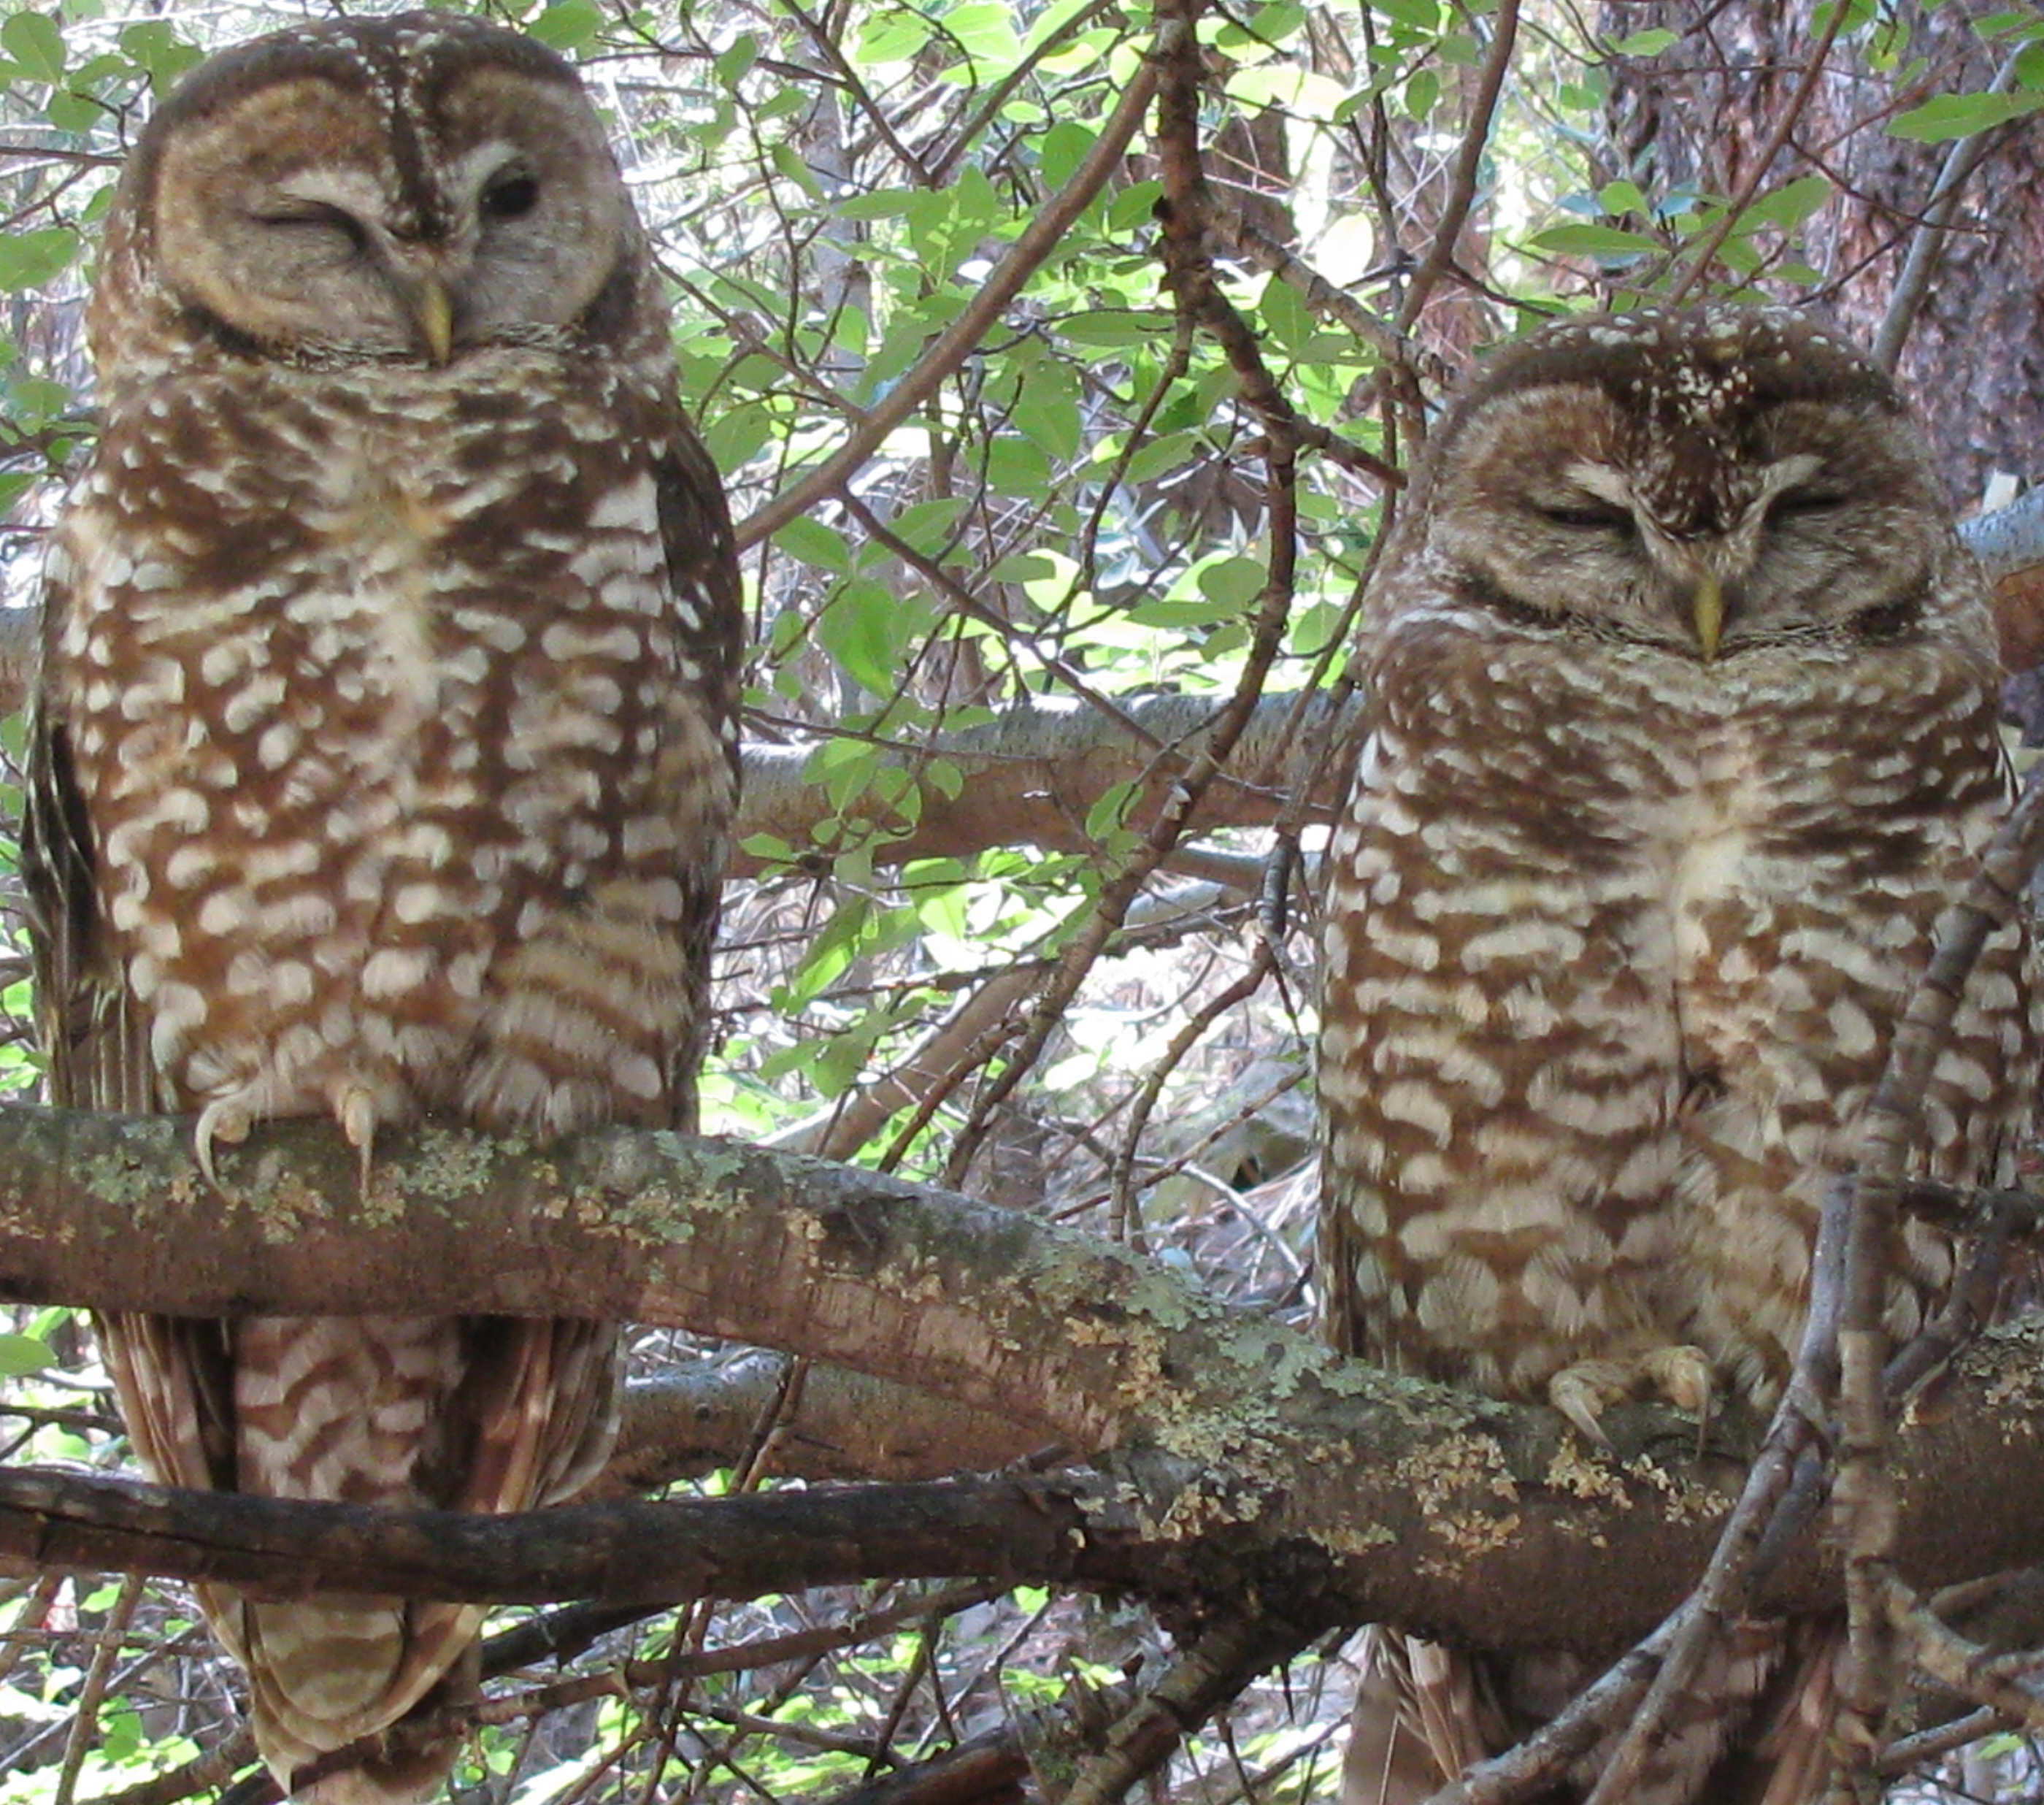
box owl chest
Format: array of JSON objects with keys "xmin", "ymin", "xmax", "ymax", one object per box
[
  {"xmin": 1353, "ymin": 652, "xmax": 1933, "ymax": 1043},
  {"xmin": 62, "ymin": 402, "xmax": 675, "ymax": 1100}
]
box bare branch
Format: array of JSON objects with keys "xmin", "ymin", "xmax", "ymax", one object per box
[
  {"xmin": 1393, "ymin": 0, "xmax": 1521, "ymax": 335},
  {"xmin": 9, "ymin": 1108, "xmax": 2044, "ymax": 1655},
  {"xmin": 1873, "ymin": 50, "xmax": 2026, "ymax": 373}
]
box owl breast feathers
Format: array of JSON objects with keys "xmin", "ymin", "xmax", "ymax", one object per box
[
  {"xmin": 23, "ymin": 14, "xmax": 741, "ymax": 1802},
  {"xmin": 1319, "ymin": 306, "xmax": 2037, "ymax": 1804}
]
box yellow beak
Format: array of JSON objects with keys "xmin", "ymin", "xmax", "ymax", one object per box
[
  {"xmin": 412, "ymin": 276, "xmax": 453, "ymax": 366},
  {"xmin": 1691, "ymin": 571, "xmax": 1724, "ymax": 662}
]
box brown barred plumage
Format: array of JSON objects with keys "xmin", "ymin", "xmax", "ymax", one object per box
[
  {"xmin": 1319, "ymin": 307, "xmax": 2037, "ymax": 1804},
  {"xmin": 24, "ymin": 15, "xmax": 741, "ymax": 1801}
]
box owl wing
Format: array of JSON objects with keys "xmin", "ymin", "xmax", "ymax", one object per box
[
  {"xmin": 650, "ymin": 405, "xmax": 744, "ymax": 1136},
  {"xmin": 23, "ymin": 559, "xmax": 247, "ymax": 1499},
  {"xmin": 436, "ymin": 393, "xmax": 744, "ymax": 1518}
]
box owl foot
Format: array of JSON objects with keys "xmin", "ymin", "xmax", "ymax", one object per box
[
  {"xmin": 334, "ymin": 1084, "xmax": 379, "ymax": 1197},
  {"xmin": 1548, "ymin": 1345, "xmax": 1714, "ymax": 1448},
  {"xmin": 192, "ymin": 1099, "xmax": 253, "ymax": 1193}
]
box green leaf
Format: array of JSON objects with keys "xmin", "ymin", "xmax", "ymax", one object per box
[
  {"xmin": 1259, "ymin": 272, "xmax": 1313, "ymax": 352},
  {"xmin": 1528, "ymin": 222, "xmax": 1661, "ymax": 256},
  {"xmin": 1374, "ymin": 0, "xmax": 1439, "ymax": 30},
  {"xmin": 1010, "ymin": 381, "xmax": 1082, "ymax": 462},
  {"xmin": 45, "ymin": 86, "xmax": 98, "ymax": 134},
  {"xmin": 1743, "ymin": 174, "xmax": 1830, "ymax": 231},
  {"xmin": 857, "ymin": 8, "xmax": 936, "ymax": 64},
  {"xmin": 1196, "ymin": 555, "xmax": 1266, "ymax": 610},
  {"xmin": 887, "ymin": 498, "xmax": 968, "ymax": 553},
  {"xmin": 771, "ymin": 141, "xmax": 822, "ymax": 198},
  {"xmin": 739, "ymin": 832, "xmax": 799, "ymax": 863},
  {"xmin": 815, "ymin": 580, "xmax": 902, "ymax": 697},
  {"xmin": 1121, "ymin": 431, "xmax": 1204, "ymax": 483},
  {"xmin": 1889, "ymin": 90, "xmax": 2044, "ymax": 142},
  {"xmin": 835, "ymin": 188, "xmax": 917, "ymax": 221},
  {"xmin": 1038, "ymin": 120, "xmax": 1096, "ymax": 191},
  {"xmin": 1, "ymin": 12, "xmax": 63, "ymax": 84},
  {"xmin": 758, "ymin": 86, "xmax": 810, "ymax": 124},
  {"xmin": 0, "ymin": 228, "xmax": 78, "ymax": 292},
  {"xmin": 1597, "ymin": 180, "xmax": 1648, "ymax": 215},
  {"xmin": 715, "ymin": 33, "xmax": 760, "ymax": 88},
  {"xmin": 99, "ymin": 1701, "xmax": 141, "ymax": 1763},
  {"xmin": 1128, "ymin": 596, "xmax": 1240, "ymax": 629},
  {"xmin": 1403, "ymin": 66, "xmax": 1440, "ymax": 120},
  {"xmin": 1106, "ymin": 179, "xmax": 1165, "ymax": 229},
  {"xmin": 527, "ymin": 0, "xmax": 602, "ymax": 53},
  {"xmin": 984, "ymin": 436, "xmax": 1050, "ymax": 497},
  {"xmin": 1085, "ymin": 780, "xmax": 1139, "ymax": 840},
  {"xmin": 1608, "ymin": 27, "xmax": 1677, "ymax": 56},
  {"xmin": 1059, "ymin": 310, "xmax": 1169, "ymax": 348},
  {"xmin": 942, "ymin": 4, "xmax": 1023, "ymax": 69},
  {"xmin": 776, "ymin": 516, "xmax": 853, "ymax": 577},
  {"xmin": 699, "ymin": 402, "xmax": 773, "ymax": 472},
  {"xmin": 777, "ymin": 898, "xmax": 872, "ymax": 1010},
  {"xmin": 903, "ymin": 187, "xmax": 956, "ymax": 269},
  {"xmin": 0, "ymin": 1333, "xmax": 50, "ymax": 1377},
  {"xmin": 118, "ymin": 21, "xmax": 202, "ymax": 88}
]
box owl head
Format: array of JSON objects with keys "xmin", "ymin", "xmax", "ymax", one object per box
[
  {"xmin": 1394, "ymin": 306, "xmax": 1969, "ymax": 662},
  {"xmin": 91, "ymin": 12, "xmax": 650, "ymax": 385}
]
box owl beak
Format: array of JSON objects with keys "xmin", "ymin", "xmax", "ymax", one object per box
[
  {"xmin": 1691, "ymin": 571, "xmax": 1724, "ymax": 662},
  {"xmin": 411, "ymin": 276, "xmax": 455, "ymax": 367}
]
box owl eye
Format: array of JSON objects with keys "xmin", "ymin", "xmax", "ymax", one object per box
[
  {"xmin": 1769, "ymin": 489, "xmax": 1846, "ymax": 521},
  {"xmin": 1532, "ymin": 499, "xmax": 1631, "ymax": 532},
  {"xmin": 481, "ymin": 172, "xmax": 539, "ymax": 221},
  {"xmin": 257, "ymin": 203, "xmax": 368, "ymax": 254}
]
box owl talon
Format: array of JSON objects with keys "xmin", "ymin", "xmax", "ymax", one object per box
[
  {"xmin": 1548, "ymin": 1363, "xmax": 1620, "ymax": 1447},
  {"xmin": 1642, "ymin": 1344, "xmax": 1716, "ymax": 1457},
  {"xmin": 335, "ymin": 1086, "xmax": 378, "ymax": 1197},
  {"xmin": 193, "ymin": 1100, "xmax": 252, "ymax": 1193},
  {"xmin": 1548, "ymin": 1346, "xmax": 1716, "ymax": 1449}
]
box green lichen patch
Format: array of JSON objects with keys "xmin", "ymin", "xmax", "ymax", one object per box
[{"xmin": 397, "ymin": 1124, "xmax": 503, "ymax": 1201}]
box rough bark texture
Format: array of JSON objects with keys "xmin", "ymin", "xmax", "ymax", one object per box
[{"xmin": 9, "ymin": 1107, "xmax": 2044, "ymax": 1655}]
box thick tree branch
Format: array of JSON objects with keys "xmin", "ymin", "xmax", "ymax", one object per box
[
  {"xmin": 737, "ymin": 686, "xmax": 1353, "ymax": 876},
  {"xmin": 6, "ymin": 1108, "xmax": 2044, "ymax": 1655},
  {"xmin": 607, "ymin": 1359, "xmax": 1037, "ymax": 1492}
]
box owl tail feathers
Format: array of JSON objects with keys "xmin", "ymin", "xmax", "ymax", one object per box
[
  {"xmin": 239, "ymin": 1597, "xmax": 486, "ymax": 1804},
  {"xmin": 1341, "ymin": 1631, "xmax": 1491, "ymax": 1805},
  {"xmin": 1341, "ymin": 1618, "xmax": 1802, "ymax": 1805},
  {"xmin": 272, "ymin": 1735, "xmax": 459, "ymax": 1805}
]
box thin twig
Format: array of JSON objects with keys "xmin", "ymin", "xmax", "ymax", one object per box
[
  {"xmin": 940, "ymin": 0, "xmax": 1302, "ymax": 1187},
  {"xmin": 1888, "ymin": 1577, "xmax": 2044, "ymax": 1731},
  {"xmin": 1833, "ymin": 766, "xmax": 2044, "ymax": 1779},
  {"xmin": 1872, "ymin": 47, "xmax": 2025, "ymax": 372},
  {"xmin": 738, "ymin": 18, "xmax": 1175, "ymax": 547},
  {"xmin": 1426, "ymin": 1623, "xmax": 1676, "ymax": 1805},
  {"xmin": 1059, "ymin": 1617, "xmax": 1318, "ymax": 1805},
  {"xmin": 1664, "ymin": 2, "xmax": 1852, "ymax": 305},
  {"xmin": 1393, "ymin": 0, "xmax": 1521, "ymax": 335}
]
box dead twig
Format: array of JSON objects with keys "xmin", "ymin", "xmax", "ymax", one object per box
[{"xmin": 1834, "ymin": 767, "xmax": 2044, "ymax": 1780}]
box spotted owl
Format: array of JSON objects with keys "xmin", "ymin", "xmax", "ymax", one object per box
[
  {"xmin": 23, "ymin": 15, "xmax": 741, "ymax": 1801},
  {"xmin": 1318, "ymin": 307, "xmax": 2037, "ymax": 1804}
]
